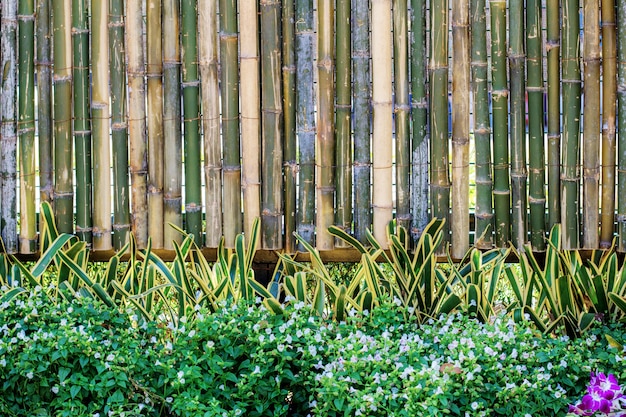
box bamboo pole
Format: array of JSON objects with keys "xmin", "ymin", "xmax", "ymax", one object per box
[
  {"xmin": 110, "ymin": 0, "xmax": 130, "ymax": 250},
  {"xmin": 618, "ymin": 0, "xmax": 626, "ymax": 251},
  {"xmin": 353, "ymin": 0, "xmax": 371, "ymax": 244},
  {"xmin": 240, "ymin": 0, "xmax": 260, "ymax": 245},
  {"xmin": 126, "ymin": 0, "xmax": 148, "ymax": 248},
  {"xmin": 182, "ymin": 0, "xmax": 202, "ymax": 244},
  {"xmin": 372, "ymin": 0, "xmax": 393, "ymax": 248},
  {"xmin": 509, "ymin": 0, "xmax": 527, "ymax": 249},
  {"xmin": 72, "ymin": 0, "xmax": 92, "ymax": 244},
  {"xmin": 561, "ymin": 0, "xmax": 581, "ymax": 249},
  {"xmin": 451, "ymin": 0, "xmax": 470, "ymax": 257},
  {"xmin": 163, "ymin": 0, "xmax": 182, "ymax": 249},
  {"xmin": 261, "ymin": 0, "xmax": 283, "ymax": 250},
  {"xmin": 1, "ymin": 0, "xmax": 18, "ymax": 252},
  {"xmin": 316, "ymin": 0, "xmax": 335, "ymax": 250},
  {"xmin": 394, "ymin": 0, "xmax": 411, "ymax": 236},
  {"xmin": 200, "ymin": 0, "xmax": 221, "ymax": 247},
  {"xmin": 546, "ymin": 0, "xmax": 561, "ymax": 229},
  {"xmin": 471, "ymin": 0, "xmax": 493, "ymax": 249},
  {"xmin": 335, "ymin": 0, "xmax": 352, "ymax": 247},
  {"xmin": 411, "ymin": 0, "xmax": 428, "ymax": 242},
  {"xmin": 52, "ymin": 0, "xmax": 73, "ymax": 234},
  {"xmin": 490, "ymin": 0, "xmax": 510, "ymax": 247},
  {"xmin": 582, "ymin": 0, "xmax": 600, "ymax": 248},
  {"xmin": 92, "ymin": 0, "xmax": 112, "ymax": 251},
  {"xmin": 17, "ymin": 0, "xmax": 37, "ymax": 253},
  {"xmin": 600, "ymin": 0, "xmax": 617, "ymax": 248},
  {"xmin": 526, "ymin": 0, "xmax": 546, "ymax": 250},
  {"xmin": 283, "ymin": 0, "xmax": 297, "ymax": 252},
  {"xmin": 296, "ymin": 0, "xmax": 316, "ymax": 247},
  {"xmin": 147, "ymin": 0, "xmax": 164, "ymax": 248},
  {"xmin": 220, "ymin": 0, "xmax": 242, "ymax": 247}
]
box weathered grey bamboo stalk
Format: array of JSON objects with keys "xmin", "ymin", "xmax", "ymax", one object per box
[{"xmin": 618, "ymin": 0, "xmax": 626, "ymax": 251}]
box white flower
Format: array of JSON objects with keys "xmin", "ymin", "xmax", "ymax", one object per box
[
  {"xmin": 106, "ymin": 354, "xmax": 115, "ymax": 362},
  {"xmin": 94, "ymin": 352, "xmax": 101, "ymax": 359},
  {"xmin": 51, "ymin": 386, "xmax": 59, "ymax": 394},
  {"xmin": 26, "ymin": 371, "xmax": 33, "ymax": 379},
  {"xmin": 252, "ymin": 366, "xmax": 261, "ymax": 374},
  {"xmin": 188, "ymin": 330, "xmax": 196, "ymax": 338},
  {"xmin": 166, "ymin": 397, "xmax": 173, "ymax": 403},
  {"xmin": 471, "ymin": 402, "xmax": 479, "ymax": 410}
]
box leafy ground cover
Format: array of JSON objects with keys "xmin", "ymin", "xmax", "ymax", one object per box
[{"xmin": 1, "ymin": 288, "xmax": 625, "ymax": 417}]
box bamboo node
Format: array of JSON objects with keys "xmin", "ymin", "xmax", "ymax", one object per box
[
  {"xmin": 395, "ymin": 104, "xmax": 411, "ymax": 112},
  {"xmin": 475, "ymin": 212, "xmax": 494, "ymax": 220},
  {"xmin": 75, "ymin": 225, "xmax": 93, "ymax": 233},
  {"xmin": 16, "ymin": 14, "xmax": 35, "ymax": 21},
  {"xmin": 185, "ymin": 203, "xmax": 202, "ymax": 213},
  {"xmin": 493, "ymin": 190, "xmax": 510, "ymax": 196},
  {"xmin": 528, "ymin": 196, "xmax": 546, "ymax": 204},
  {"xmin": 181, "ymin": 81, "xmax": 200, "ymax": 88},
  {"xmin": 71, "ymin": 27, "xmax": 90, "ymax": 34},
  {"xmin": 112, "ymin": 223, "xmax": 131, "ymax": 231},
  {"xmin": 108, "ymin": 21, "xmax": 125, "ymax": 28}
]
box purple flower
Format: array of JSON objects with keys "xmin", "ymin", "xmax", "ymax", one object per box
[
  {"xmin": 590, "ymin": 372, "xmax": 623, "ymax": 401},
  {"xmin": 580, "ymin": 387, "xmax": 613, "ymax": 414}
]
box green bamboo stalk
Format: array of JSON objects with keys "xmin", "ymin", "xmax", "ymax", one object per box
[
  {"xmin": 600, "ymin": 0, "xmax": 617, "ymax": 248},
  {"xmin": 182, "ymin": 0, "xmax": 202, "ymax": 245},
  {"xmin": 52, "ymin": 0, "xmax": 73, "ymax": 234},
  {"xmin": 240, "ymin": 0, "xmax": 260, "ymax": 244},
  {"xmin": 1, "ymin": 0, "xmax": 18, "ymax": 252},
  {"xmin": 411, "ymin": 0, "xmax": 428, "ymax": 242},
  {"xmin": 92, "ymin": 0, "xmax": 112, "ymax": 251},
  {"xmin": 471, "ymin": 0, "xmax": 493, "ymax": 249},
  {"xmin": 561, "ymin": 0, "xmax": 581, "ymax": 249},
  {"xmin": 296, "ymin": 0, "xmax": 316, "ymax": 247},
  {"xmin": 147, "ymin": 0, "xmax": 164, "ymax": 248},
  {"xmin": 372, "ymin": 0, "xmax": 392, "ymax": 248},
  {"xmin": 509, "ymin": 0, "xmax": 527, "ymax": 249},
  {"xmin": 110, "ymin": 0, "xmax": 129, "ymax": 250},
  {"xmin": 283, "ymin": 0, "xmax": 297, "ymax": 252},
  {"xmin": 394, "ymin": 0, "xmax": 410, "ymax": 237},
  {"xmin": 353, "ymin": 0, "xmax": 371, "ymax": 244},
  {"xmin": 261, "ymin": 0, "xmax": 283, "ymax": 249},
  {"xmin": 451, "ymin": 0, "xmax": 470, "ymax": 257},
  {"xmin": 546, "ymin": 0, "xmax": 561, "ymax": 229},
  {"xmin": 200, "ymin": 0, "xmax": 221, "ymax": 247},
  {"xmin": 317, "ymin": 0, "xmax": 335, "ymax": 250},
  {"xmin": 618, "ymin": 0, "xmax": 626, "ymax": 251},
  {"xmin": 335, "ymin": 0, "xmax": 352, "ymax": 247},
  {"xmin": 582, "ymin": 0, "xmax": 600, "ymax": 248},
  {"xmin": 17, "ymin": 0, "xmax": 37, "ymax": 253},
  {"xmin": 526, "ymin": 0, "xmax": 546, "ymax": 250},
  {"xmin": 36, "ymin": 0, "xmax": 53, "ymax": 232},
  {"xmin": 490, "ymin": 0, "xmax": 510, "ymax": 247},
  {"xmin": 163, "ymin": 0, "xmax": 182, "ymax": 249},
  {"xmin": 220, "ymin": 0, "xmax": 242, "ymax": 247},
  {"xmin": 126, "ymin": 0, "xmax": 148, "ymax": 248},
  {"xmin": 72, "ymin": 0, "xmax": 92, "ymax": 244}
]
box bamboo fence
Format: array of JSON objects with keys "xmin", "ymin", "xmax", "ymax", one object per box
[{"xmin": 3, "ymin": 0, "xmax": 626, "ymax": 258}]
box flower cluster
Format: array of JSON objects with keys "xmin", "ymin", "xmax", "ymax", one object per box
[{"xmin": 569, "ymin": 372, "xmax": 626, "ymax": 416}]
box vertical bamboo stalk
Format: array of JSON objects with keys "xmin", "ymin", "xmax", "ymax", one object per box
[
  {"xmin": 490, "ymin": 0, "xmax": 510, "ymax": 247},
  {"xmin": 200, "ymin": 0, "xmax": 221, "ymax": 247},
  {"xmin": 296, "ymin": 0, "xmax": 316, "ymax": 247},
  {"xmin": 18, "ymin": 0, "xmax": 37, "ymax": 253},
  {"xmin": 37, "ymin": 0, "xmax": 53, "ymax": 233},
  {"xmin": 163, "ymin": 0, "xmax": 182, "ymax": 249},
  {"xmin": 182, "ymin": 0, "xmax": 202, "ymax": 244},
  {"xmin": 471, "ymin": 0, "xmax": 493, "ymax": 249},
  {"xmin": 394, "ymin": 0, "xmax": 411, "ymax": 236},
  {"xmin": 600, "ymin": 0, "xmax": 617, "ymax": 248},
  {"xmin": 317, "ymin": 0, "xmax": 335, "ymax": 250},
  {"xmin": 283, "ymin": 0, "xmax": 297, "ymax": 252},
  {"xmin": 451, "ymin": 0, "xmax": 470, "ymax": 257},
  {"xmin": 110, "ymin": 0, "xmax": 130, "ymax": 250},
  {"xmin": 411, "ymin": 0, "xmax": 428, "ymax": 242},
  {"xmin": 220, "ymin": 0, "xmax": 242, "ymax": 247},
  {"xmin": 335, "ymin": 0, "xmax": 352, "ymax": 246},
  {"xmin": 72, "ymin": 0, "xmax": 92, "ymax": 244},
  {"xmin": 582, "ymin": 0, "xmax": 600, "ymax": 248},
  {"xmin": 526, "ymin": 0, "xmax": 546, "ymax": 250},
  {"xmin": 92, "ymin": 0, "xmax": 112, "ymax": 251},
  {"xmin": 353, "ymin": 0, "xmax": 371, "ymax": 244},
  {"xmin": 1, "ymin": 0, "xmax": 18, "ymax": 252},
  {"xmin": 126, "ymin": 0, "xmax": 148, "ymax": 248},
  {"xmin": 561, "ymin": 0, "xmax": 581, "ymax": 249},
  {"xmin": 509, "ymin": 0, "xmax": 527, "ymax": 249},
  {"xmin": 240, "ymin": 0, "xmax": 260, "ymax": 245},
  {"xmin": 618, "ymin": 0, "xmax": 626, "ymax": 251},
  {"xmin": 261, "ymin": 0, "xmax": 283, "ymax": 249},
  {"xmin": 147, "ymin": 0, "xmax": 164, "ymax": 248},
  {"xmin": 52, "ymin": 0, "xmax": 73, "ymax": 234},
  {"xmin": 546, "ymin": 0, "xmax": 561, "ymax": 229},
  {"xmin": 372, "ymin": 0, "xmax": 393, "ymax": 248}
]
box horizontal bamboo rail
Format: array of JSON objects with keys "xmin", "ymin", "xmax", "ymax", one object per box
[{"xmin": 2, "ymin": 0, "xmax": 626, "ymax": 259}]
